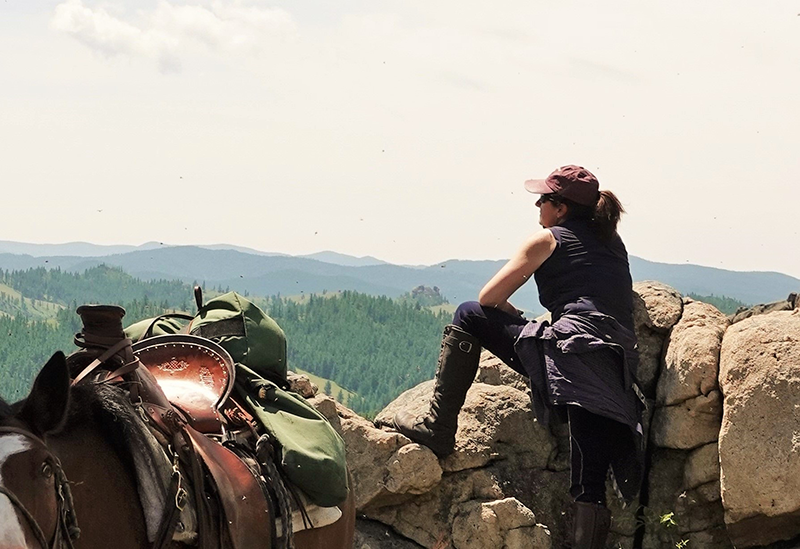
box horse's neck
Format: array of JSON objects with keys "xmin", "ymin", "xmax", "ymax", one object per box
[{"xmin": 50, "ymin": 414, "xmax": 149, "ymax": 548}]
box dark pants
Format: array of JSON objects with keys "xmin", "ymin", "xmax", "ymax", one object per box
[
  {"xmin": 452, "ymin": 301, "xmax": 628, "ymax": 506},
  {"xmin": 567, "ymin": 405, "xmax": 631, "ymax": 505},
  {"xmin": 451, "ymin": 301, "xmax": 528, "ymax": 375}
]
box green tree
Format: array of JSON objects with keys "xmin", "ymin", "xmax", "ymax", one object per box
[{"xmin": 687, "ymin": 293, "xmax": 748, "ymax": 315}]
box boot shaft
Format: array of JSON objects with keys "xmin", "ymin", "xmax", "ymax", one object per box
[
  {"xmin": 571, "ymin": 502, "xmax": 611, "ymax": 549},
  {"xmin": 391, "ymin": 324, "xmax": 481, "ymax": 457},
  {"xmin": 429, "ymin": 324, "xmax": 481, "ymax": 427}
]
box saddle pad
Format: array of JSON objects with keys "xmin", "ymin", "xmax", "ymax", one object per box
[
  {"xmin": 91, "ymin": 385, "xmax": 198, "ymax": 543},
  {"xmin": 276, "ymin": 504, "xmax": 342, "ymax": 538}
]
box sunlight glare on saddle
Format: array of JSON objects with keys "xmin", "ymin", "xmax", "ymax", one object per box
[{"xmin": 157, "ymin": 379, "xmax": 220, "ymax": 411}]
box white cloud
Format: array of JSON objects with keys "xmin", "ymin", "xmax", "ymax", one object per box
[{"xmin": 50, "ymin": 0, "xmax": 296, "ymax": 73}]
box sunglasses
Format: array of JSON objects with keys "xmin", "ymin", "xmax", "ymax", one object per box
[{"xmin": 536, "ymin": 193, "xmax": 561, "ymax": 206}]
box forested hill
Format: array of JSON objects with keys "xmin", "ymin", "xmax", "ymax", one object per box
[
  {"xmin": 264, "ymin": 292, "xmax": 449, "ymax": 416},
  {"xmin": 0, "ymin": 266, "xmax": 450, "ymax": 417},
  {"xmin": 0, "ymin": 266, "xmax": 200, "ymax": 400},
  {"xmin": 1, "ymin": 265, "xmax": 194, "ymax": 311}
]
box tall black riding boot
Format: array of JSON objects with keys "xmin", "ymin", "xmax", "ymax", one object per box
[
  {"xmin": 392, "ymin": 324, "xmax": 481, "ymax": 457},
  {"xmin": 571, "ymin": 502, "xmax": 612, "ymax": 549}
]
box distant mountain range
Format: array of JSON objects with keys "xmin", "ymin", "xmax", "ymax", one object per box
[
  {"xmin": 0, "ymin": 241, "xmax": 797, "ymax": 313},
  {"xmin": 0, "ymin": 241, "xmax": 388, "ymax": 266}
]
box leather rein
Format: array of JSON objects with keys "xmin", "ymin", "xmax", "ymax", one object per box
[{"xmin": 0, "ymin": 426, "xmax": 80, "ymax": 549}]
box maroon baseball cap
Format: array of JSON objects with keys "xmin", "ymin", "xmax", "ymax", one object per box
[{"xmin": 524, "ymin": 165, "xmax": 600, "ymax": 206}]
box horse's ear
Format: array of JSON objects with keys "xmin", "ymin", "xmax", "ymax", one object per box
[{"xmin": 19, "ymin": 351, "xmax": 71, "ymax": 436}]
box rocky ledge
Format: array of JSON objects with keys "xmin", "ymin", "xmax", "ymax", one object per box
[{"xmin": 293, "ymin": 282, "xmax": 800, "ymax": 549}]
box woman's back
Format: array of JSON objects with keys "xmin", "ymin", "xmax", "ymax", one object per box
[{"xmin": 534, "ymin": 218, "xmax": 633, "ymax": 329}]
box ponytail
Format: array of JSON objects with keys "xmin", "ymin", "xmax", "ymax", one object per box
[
  {"xmin": 560, "ymin": 190, "xmax": 625, "ymax": 241},
  {"xmin": 593, "ymin": 190, "xmax": 624, "ymax": 241}
]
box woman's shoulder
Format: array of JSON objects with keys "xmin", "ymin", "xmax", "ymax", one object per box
[
  {"xmin": 550, "ymin": 219, "xmax": 585, "ymax": 244},
  {"xmin": 522, "ymin": 228, "xmax": 558, "ymax": 255}
]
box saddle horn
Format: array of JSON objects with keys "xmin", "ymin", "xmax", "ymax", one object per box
[{"xmin": 74, "ymin": 305, "xmax": 127, "ymax": 347}]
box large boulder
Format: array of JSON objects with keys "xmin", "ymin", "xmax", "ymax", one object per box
[
  {"xmin": 718, "ymin": 309, "xmax": 800, "ymax": 547},
  {"xmin": 366, "ymin": 352, "xmax": 562, "ymax": 548},
  {"xmin": 657, "ymin": 300, "xmax": 729, "ymax": 406},
  {"xmin": 310, "ymin": 394, "xmax": 442, "ymax": 511},
  {"xmin": 451, "ymin": 498, "xmax": 551, "ymax": 549},
  {"xmin": 374, "ymin": 381, "xmax": 554, "ymax": 474},
  {"xmin": 650, "ymin": 299, "xmax": 728, "ymax": 451},
  {"xmin": 367, "ymin": 468, "xmax": 507, "ymax": 548},
  {"xmin": 632, "ymin": 282, "xmax": 684, "ymax": 333},
  {"xmin": 633, "ymin": 327, "xmax": 666, "ymax": 398},
  {"xmin": 643, "ymin": 449, "xmax": 728, "ymax": 549},
  {"xmin": 650, "ymin": 390, "xmax": 723, "ymax": 450},
  {"xmin": 684, "ymin": 443, "xmax": 721, "ymax": 491},
  {"xmin": 475, "ymin": 351, "xmax": 530, "ymax": 394},
  {"xmin": 632, "ymin": 282, "xmax": 683, "ymax": 396},
  {"xmin": 729, "ymin": 292, "xmax": 799, "ymax": 324}
]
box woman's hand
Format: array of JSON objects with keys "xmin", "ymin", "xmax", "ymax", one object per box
[
  {"xmin": 492, "ymin": 300, "xmax": 523, "ymax": 316},
  {"xmin": 478, "ymin": 229, "xmax": 557, "ymax": 308}
]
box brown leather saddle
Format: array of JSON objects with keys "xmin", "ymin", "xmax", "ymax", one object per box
[
  {"xmin": 132, "ymin": 334, "xmax": 235, "ymax": 434},
  {"xmin": 66, "ymin": 305, "xmax": 274, "ymax": 549}
]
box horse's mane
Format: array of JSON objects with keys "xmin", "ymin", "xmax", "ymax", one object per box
[
  {"xmin": 0, "ymin": 381, "xmax": 138, "ymax": 443},
  {"xmin": 64, "ymin": 383, "xmax": 140, "ymax": 444},
  {"xmin": 68, "ymin": 381, "xmax": 179, "ymax": 541},
  {"xmin": 2, "ymin": 376, "xmax": 152, "ymax": 447}
]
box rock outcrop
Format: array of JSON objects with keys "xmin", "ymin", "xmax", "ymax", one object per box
[
  {"xmin": 632, "ymin": 281, "xmax": 684, "ymax": 397},
  {"xmin": 718, "ymin": 310, "xmax": 800, "ymax": 547},
  {"xmin": 368, "ymin": 377, "xmax": 557, "ymax": 548},
  {"xmin": 294, "ymin": 282, "xmax": 800, "ymax": 549}
]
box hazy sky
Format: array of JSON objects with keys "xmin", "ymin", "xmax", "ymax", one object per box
[{"xmin": 2, "ymin": 1, "xmax": 799, "ymax": 276}]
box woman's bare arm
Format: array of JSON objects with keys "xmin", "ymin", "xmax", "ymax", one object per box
[{"xmin": 478, "ymin": 229, "xmax": 557, "ymax": 314}]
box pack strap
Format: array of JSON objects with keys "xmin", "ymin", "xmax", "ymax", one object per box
[{"xmin": 140, "ymin": 313, "xmax": 195, "ymax": 341}]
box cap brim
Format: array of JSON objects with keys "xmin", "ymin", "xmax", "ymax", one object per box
[{"xmin": 524, "ymin": 178, "xmax": 554, "ymax": 194}]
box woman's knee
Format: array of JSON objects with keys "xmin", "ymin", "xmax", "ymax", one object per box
[{"xmin": 452, "ymin": 301, "xmax": 483, "ymax": 329}]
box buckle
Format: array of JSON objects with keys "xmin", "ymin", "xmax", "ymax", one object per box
[{"xmin": 459, "ymin": 341, "xmax": 473, "ymax": 353}]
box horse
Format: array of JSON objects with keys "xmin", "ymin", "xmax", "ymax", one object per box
[{"xmin": 0, "ymin": 352, "xmax": 356, "ymax": 549}]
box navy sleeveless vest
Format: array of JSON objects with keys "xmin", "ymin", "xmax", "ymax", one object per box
[{"xmin": 534, "ymin": 218, "xmax": 634, "ymax": 330}]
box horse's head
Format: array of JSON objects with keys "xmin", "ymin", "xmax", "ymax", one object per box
[{"xmin": 0, "ymin": 352, "xmax": 73, "ymax": 549}]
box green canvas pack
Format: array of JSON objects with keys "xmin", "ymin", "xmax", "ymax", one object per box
[
  {"xmin": 124, "ymin": 292, "xmax": 348, "ymax": 507},
  {"xmin": 125, "ymin": 314, "xmax": 191, "ymax": 341},
  {"xmin": 124, "ymin": 292, "xmax": 286, "ymax": 383},
  {"xmin": 236, "ymin": 364, "xmax": 349, "ymax": 507},
  {"xmin": 190, "ymin": 292, "xmax": 287, "ymax": 382}
]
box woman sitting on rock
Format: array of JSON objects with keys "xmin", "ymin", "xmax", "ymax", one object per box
[{"xmin": 388, "ymin": 165, "xmax": 645, "ymax": 549}]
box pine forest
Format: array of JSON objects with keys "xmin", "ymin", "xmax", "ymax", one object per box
[{"xmin": 0, "ymin": 266, "xmax": 449, "ymax": 417}]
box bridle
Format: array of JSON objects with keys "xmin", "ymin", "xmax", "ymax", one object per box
[{"xmin": 0, "ymin": 426, "xmax": 80, "ymax": 549}]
